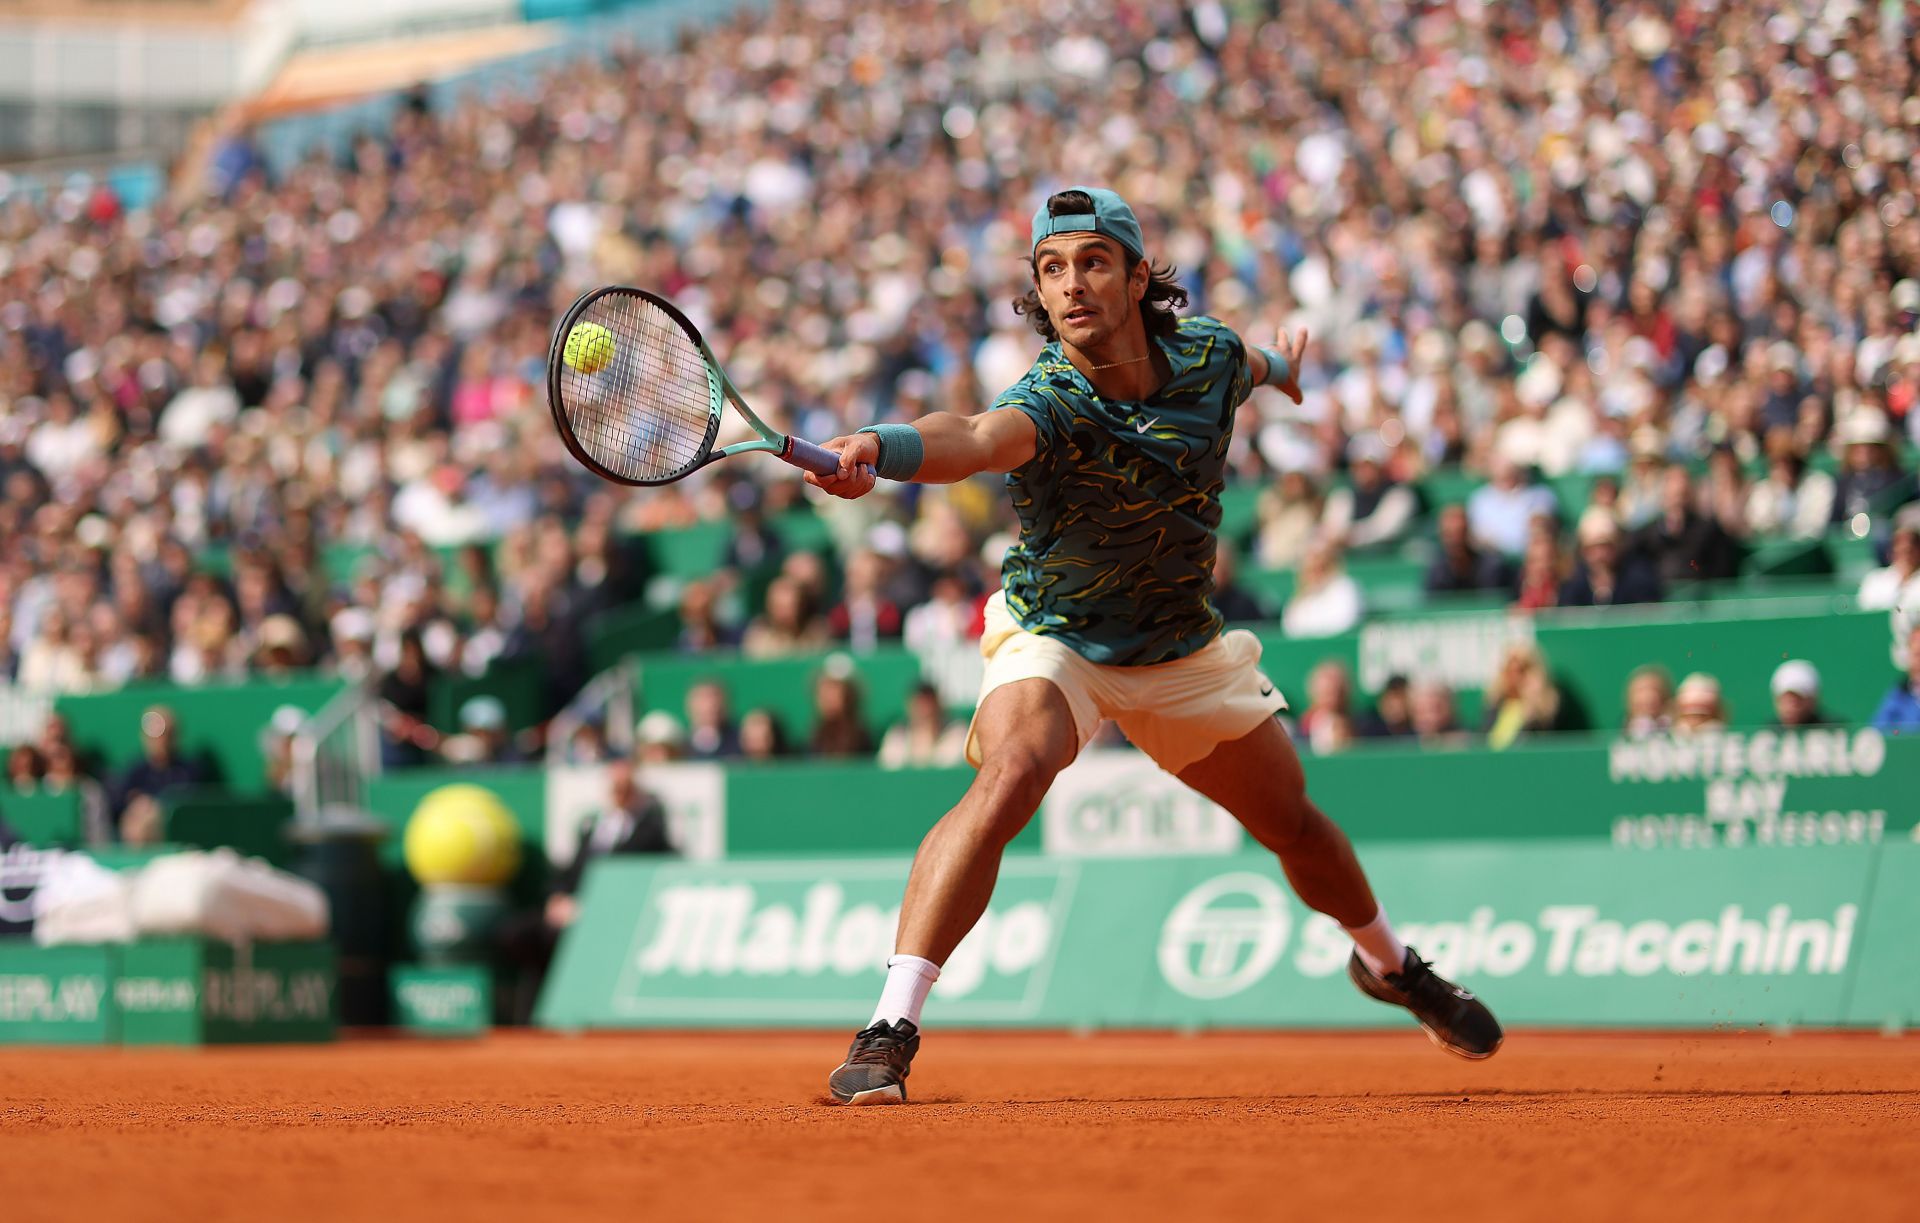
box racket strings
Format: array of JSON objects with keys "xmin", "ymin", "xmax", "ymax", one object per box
[{"xmin": 558, "ymin": 294, "xmax": 717, "ymax": 483}]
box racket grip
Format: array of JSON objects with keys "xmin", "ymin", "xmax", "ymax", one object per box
[{"xmin": 782, "ymin": 436, "xmax": 846, "ymax": 477}]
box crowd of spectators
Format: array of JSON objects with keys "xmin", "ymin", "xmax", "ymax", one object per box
[{"xmin": 4, "ymin": 0, "xmax": 1920, "ymax": 780}]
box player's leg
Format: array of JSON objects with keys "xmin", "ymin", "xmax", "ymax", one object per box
[
  {"xmin": 827, "ymin": 677, "xmax": 1082, "ymax": 1104},
  {"xmin": 1173, "ymin": 715, "xmax": 1383, "ymax": 931},
  {"xmin": 893, "ymin": 677, "xmax": 1080, "ymax": 963},
  {"xmin": 1174, "ymin": 715, "xmax": 1503, "ymax": 1058}
]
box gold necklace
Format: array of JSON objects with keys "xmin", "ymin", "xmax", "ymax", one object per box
[{"xmin": 1083, "ymin": 354, "xmax": 1153, "ymax": 372}]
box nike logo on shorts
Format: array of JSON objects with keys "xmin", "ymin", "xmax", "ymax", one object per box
[
  {"xmin": 1259, "ymin": 683, "xmax": 1276, "ymax": 697},
  {"xmin": 1134, "ymin": 417, "xmax": 1157, "ymax": 433}
]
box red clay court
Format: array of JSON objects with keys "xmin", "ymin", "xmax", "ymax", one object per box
[{"xmin": 5, "ymin": 1030, "xmax": 1916, "ymax": 1221}]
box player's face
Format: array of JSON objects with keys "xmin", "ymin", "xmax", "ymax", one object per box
[{"xmin": 1033, "ymin": 235, "xmax": 1148, "ymax": 351}]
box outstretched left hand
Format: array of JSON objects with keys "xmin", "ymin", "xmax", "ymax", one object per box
[{"xmin": 1269, "ymin": 326, "xmax": 1308, "ymax": 405}]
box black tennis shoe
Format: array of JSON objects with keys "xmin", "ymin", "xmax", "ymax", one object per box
[
  {"xmin": 1349, "ymin": 950, "xmax": 1503, "ymax": 1060},
  {"xmin": 827, "ymin": 1019, "xmax": 920, "ymax": 1105}
]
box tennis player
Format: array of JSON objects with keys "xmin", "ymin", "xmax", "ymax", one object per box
[{"xmin": 809, "ymin": 188, "xmax": 1502, "ymax": 1105}]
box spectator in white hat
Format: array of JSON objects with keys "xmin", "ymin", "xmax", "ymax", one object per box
[
  {"xmin": 1673, "ymin": 673, "xmax": 1727, "ymax": 737},
  {"xmin": 1769, "ymin": 660, "xmax": 1832, "ymax": 729},
  {"xmin": 635, "ymin": 710, "xmax": 689, "ymax": 765},
  {"xmin": 1833, "ymin": 408, "xmax": 1916, "ymax": 525}
]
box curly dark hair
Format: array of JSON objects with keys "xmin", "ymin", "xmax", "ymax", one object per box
[{"xmin": 1013, "ymin": 190, "xmax": 1188, "ymax": 343}]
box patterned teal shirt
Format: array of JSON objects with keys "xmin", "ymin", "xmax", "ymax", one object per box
[{"xmin": 991, "ymin": 316, "xmax": 1254, "ymax": 666}]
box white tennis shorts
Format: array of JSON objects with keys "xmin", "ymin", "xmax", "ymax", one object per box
[{"xmin": 963, "ymin": 590, "xmax": 1290, "ymax": 775}]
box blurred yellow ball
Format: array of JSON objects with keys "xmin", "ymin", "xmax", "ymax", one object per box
[
  {"xmin": 403, "ymin": 784, "xmax": 523, "ymax": 887},
  {"xmin": 563, "ymin": 322, "xmax": 616, "ymax": 374}
]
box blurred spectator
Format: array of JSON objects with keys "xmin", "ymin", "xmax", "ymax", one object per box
[
  {"xmin": 1617, "ymin": 432, "xmax": 1670, "ymax": 530},
  {"xmin": 441, "ymin": 695, "xmax": 525, "ymax": 765},
  {"xmin": 377, "ymin": 630, "xmax": 439, "ymax": 765},
  {"xmin": 1296, "ymin": 661, "xmax": 1355, "ymax": 756},
  {"xmin": 109, "ymin": 705, "xmax": 213, "ymax": 844},
  {"xmin": 827, "ymin": 549, "xmax": 903, "ymax": 652},
  {"xmin": 1746, "ymin": 430, "xmax": 1835, "ymax": 540},
  {"xmin": 684, "ymin": 680, "xmax": 741, "ymax": 761},
  {"xmin": 1356, "ymin": 675, "xmax": 1414, "ymax": 741},
  {"xmin": 636, "ymin": 712, "xmax": 689, "ymax": 765},
  {"xmin": 738, "ymin": 707, "xmax": 791, "ymax": 763},
  {"xmin": 720, "ymin": 485, "xmax": 784, "ymax": 574},
  {"xmin": 1255, "ymin": 472, "xmax": 1322, "ymax": 570},
  {"xmin": 742, "ymin": 576, "xmax": 831, "ymax": 659},
  {"xmin": 1425, "ymin": 504, "xmax": 1515, "ymax": 596},
  {"xmin": 1702, "ymin": 449, "xmax": 1751, "ymax": 544},
  {"xmin": 6, "ymin": 744, "xmax": 40, "ymax": 790},
  {"xmin": 1870, "ymin": 628, "xmax": 1920, "ymax": 734},
  {"xmin": 1409, "ymin": 681, "xmax": 1466, "ymax": 749},
  {"xmin": 1323, "ymin": 435, "xmax": 1416, "ymax": 551},
  {"xmin": 1769, "ymin": 661, "xmax": 1832, "ymax": 730},
  {"xmin": 497, "ymin": 757, "xmax": 673, "ymax": 1024},
  {"xmin": 1622, "ymin": 666, "xmax": 1674, "ymax": 740},
  {"xmin": 1673, "ymin": 674, "xmax": 1728, "ymax": 737},
  {"xmin": 260, "ymin": 704, "xmax": 305, "ymax": 796},
  {"xmin": 1482, "ymin": 644, "xmax": 1564, "ymax": 749},
  {"xmin": 1210, "ymin": 541, "xmax": 1265, "ymax": 625},
  {"xmin": 1833, "ymin": 410, "xmax": 1917, "ymax": 525},
  {"xmin": 1282, "ymin": 541, "xmax": 1363, "ymax": 639},
  {"xmin": 1860, "ymin": 518, "xmax": 1920, "ymax": 612},
  {"xmin": 677, "ymin": 580, "xmax": 740, "ymax": 655},
  {"xmin": 809, "ymin": 660, "xmax": 872, "ymax": 759},
  {"xmin": 902, "ymin": 570, "xmax": 978, "ymax": 656},
  {"xmin": 878, "ymin": 682, "xmax": 967, "ymax": 770},
  {"xmin": 1560, "ymin": 511, "xmax": 1662, "ymax": 607},
  {"xmin": 1467, "ymin": 457, "xmax": 1557, "ymax": 558},
  {"xmin": 1634, "ymin": 467, "xmax": 1739, "ymax": 585},
  {"xmin": 1512, "ymin": 533, "xmax": 1566, "ymax": 612}
]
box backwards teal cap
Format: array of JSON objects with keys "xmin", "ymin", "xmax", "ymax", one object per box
[{"xmin": 1030, "ymin": 186, "xmax": 1146, "ymax": 263}]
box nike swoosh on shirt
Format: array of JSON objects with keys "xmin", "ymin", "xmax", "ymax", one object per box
[
  {"xmin": 1259, "ymin": 683, "xmax": 1276, "ymax": 697},
  {"xmin": 1134, "ymin": 417, "xmax": 1158, "ymax": 433}
]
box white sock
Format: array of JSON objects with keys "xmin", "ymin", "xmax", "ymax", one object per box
[
  {"xmin": 1343, "ymin": 907, "xmax": 1409, "ymax": 978},
  {"xmin": 869, "ymin": 955, "xmax": 941, "ymax": 1029}
]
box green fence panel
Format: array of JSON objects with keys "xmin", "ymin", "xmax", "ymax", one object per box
[
  {"xmin": 162, "ymin": 790, "xmax": 296, "ymax": 869},
  {"xmin": 537, "ymin": 843, "xmax": 1881, "ymax": 1030},
  {"xmin": 586, "ymin": 603, "xmax": 681, "ymax": 675},
  {"xmin": 640, "ymin": 521, "xmax": 732, "ymax": 580},
  {"xmin": 56, "ymin": 675, "xmax": 344, "ymax": 793},
  {"xmin": 428, "ymin": 654, "xmax": 549, "ymax": 732},
  {"xmin": 1529, "ymin": 605, "xmax": 1890, "ymax": 732},
  {"xmin": 0, "ymin": 790, "xmax": 82, "ymax": 845},
  {"xmin": 1840, "ymin": 840, "xmax": 1920, "ymax": 1029},
  {"xmin": 636, "ymin": 648, "xmax": 928, "ymax": 742},
  {"xmin": 363, "ymin": 729, "xmax": 1915, "ymax": 867},
  {"xmin": 725, "ymin": 761, "xmax": 1036, "ymax": 856}
]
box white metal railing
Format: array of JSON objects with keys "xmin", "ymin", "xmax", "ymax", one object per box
[
  {"xmin": 288, "ymin": 679, "xmax": 383, "ymax": 825},
  {"xmin": 544, "ymin": 657, "xmax": 638, "ymax": 766}
]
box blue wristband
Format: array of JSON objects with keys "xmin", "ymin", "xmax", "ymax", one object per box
[
  {"xmin": 856, "ymin": 423, "xmax": 924, "ymax": 482},
  {"xmin": 1256, "ymin": 345, "xmax": 1290, "ymax": 388}
]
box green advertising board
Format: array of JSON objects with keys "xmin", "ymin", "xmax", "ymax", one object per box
[
  {"xmin": 118, "ymin": 939, "xmax": 336, "ymax": 1046},
  {"xmin": 0, "ymin": 942, "xmax": 117, "ymax": 1044},
  {"xmin": 538, "ymin": 843, "xmax": 1916, "ymax": 1031},
  {"xmin": 392, "ymin": 965, "xmax": 492, "ymax": 1035},
  {"xmin": 356, "ymin": 733, "xmax": 1917, "ymax": 872},
  {"xmin": 0, "ymin": 939, "xmax": 336, "ymax": 1046}
]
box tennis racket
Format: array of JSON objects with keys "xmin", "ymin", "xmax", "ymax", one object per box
[{"xmin": 546, "ymin": 286, "xmax": 849, "ymax": 486}]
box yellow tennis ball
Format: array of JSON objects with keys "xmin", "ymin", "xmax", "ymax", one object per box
[
  {"xmin": 563, "ymin": 322, "xmax": 616, "ymax": 374},
  {"xmin": 403, "ymin": 783, "xmax": 523, "ymax": 887}
]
